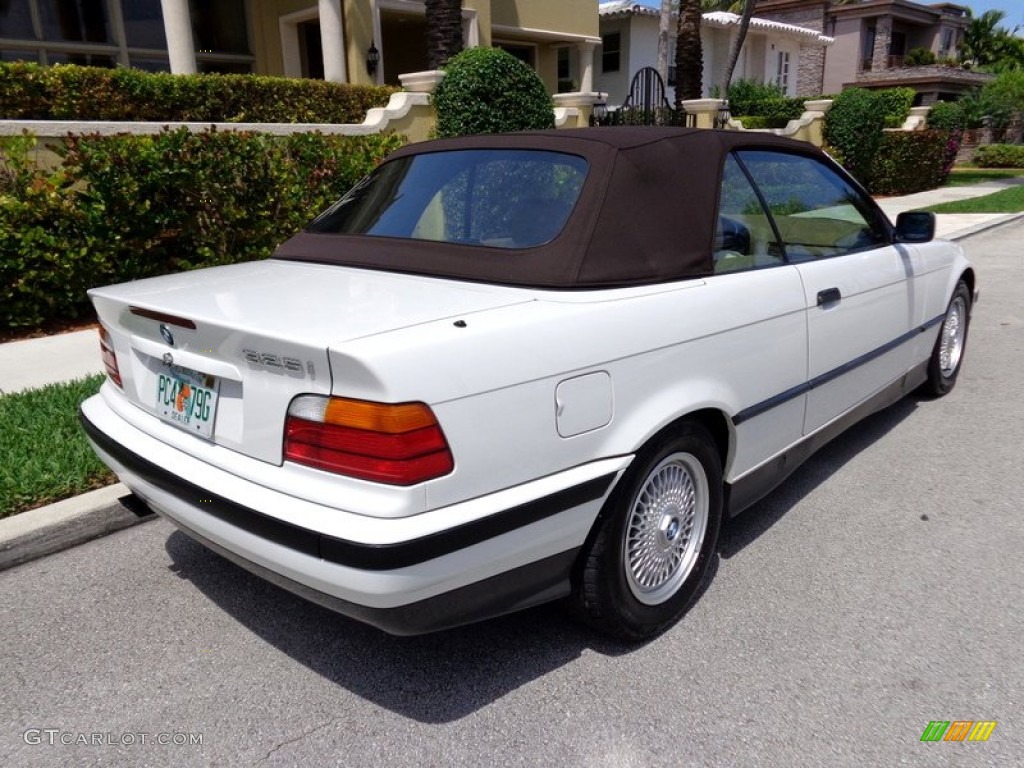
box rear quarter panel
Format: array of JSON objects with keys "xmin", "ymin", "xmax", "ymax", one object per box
[{"xmin": 329, "ymin": 267, "xmax": 810, "ymax": 510}]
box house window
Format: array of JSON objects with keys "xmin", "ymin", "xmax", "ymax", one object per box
[
  {"xmin": 940, "ymin": 29, "xmax": 953, "ymax": 58},
  {"xmin": 861, "ymin": 22, "xmax": 876, "ymax": 71},
  {"xmin": 0, "ymin": 0, "xmax": 253, "ymax": 72},
  {"xmin": 496, "ymin": 42, "xmax": 535, "ymax": 69},
  {"xmin": 775, "ymin": 51, "xmax": 790, "ymax": 93},
  {"xmin": 557, "ymin": 46, "xmax": 574, "ymax": 93},
  {"xmin": 602, "ymin": 32, "xmax": 620, "ymax": 73}
]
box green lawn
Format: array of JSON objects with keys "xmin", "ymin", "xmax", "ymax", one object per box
[
  {"xmin": 944, "ymin": 168, "xmax": 1024, "ymax": 187},
  {"xmin": 926, "ymin": 184, "xmax": 1024, "ymax": 214},
  {"xmin": 0, "ymin": 374, "xmax": 115, "ymax": 519}
]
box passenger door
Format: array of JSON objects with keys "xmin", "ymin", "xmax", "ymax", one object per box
[{"xmin": 736, "ymin": 150, "xmax": 915, "ymax": 435}]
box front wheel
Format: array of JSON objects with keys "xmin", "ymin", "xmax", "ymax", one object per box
[
  {"xmin": 571, "ymin": 423, "xmax": 722, "ymax": 642},
  {"xmin": 922, "ymin": 280, "xmax": 971, "ymax": 397}
]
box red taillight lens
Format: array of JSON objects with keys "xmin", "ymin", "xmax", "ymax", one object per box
[
  {"xmin": 283, "ymin": 396, "xmax": 454, "ymax": 485},
  {"xmin": 98, "ymin": 326, "xmax": 122, "ymax": 388}
]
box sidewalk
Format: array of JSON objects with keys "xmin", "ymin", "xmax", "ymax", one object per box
[{"xmin": 2, "ymin": 179, "xmax": 1022, "ymax": 572}]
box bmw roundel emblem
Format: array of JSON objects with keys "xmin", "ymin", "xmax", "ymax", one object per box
[{"xmin": 159, "ymin": 323, "xmax": 175, "ymax": 347}]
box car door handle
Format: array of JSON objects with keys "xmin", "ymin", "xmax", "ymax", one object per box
[{"xmin": 817, "ymin": 287, "xmax": 842, "ymax": 306}]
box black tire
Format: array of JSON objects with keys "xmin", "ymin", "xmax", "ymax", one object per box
[
  {"xmin": 571, "ymin": 423, "xmax": 723, "ymax": 642},
  {"xmin": 922, "ymin": 279, "xmax": 971, "ymax": 397}
]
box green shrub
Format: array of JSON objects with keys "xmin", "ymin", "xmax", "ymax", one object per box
[
  {"xmin": 726, "ymin": 79, "xmax": 785, "ymax": 104},
  {"xmin": 432, "ymin": 47, "xmax": 554, "ymax": 137},
  {"xmin": 0, "ymin": 62, "xmax": 396, "ymax": 123},
  {"xmin": 726, "ymin": 79, "xmax": 806, "ymax": 125},
  {"xmin": 0, "ymin": 130, "xmax": 404, "ymax": 330},
  {"xmin": 864, "ymin": 130, "xmax": 951, "ymax": 195},
  {"xmin": 875, "ymin": 87, "xmax": 916, "ymax": 128},
  {"xmin": 927, "ymin": 101, "xmax": 966, "ymax": 131},
  {"xmin": 904, "ymin": 47, "xmax": 937, "ymax": 66},
  {"xmin": 736, "ymin": 115, "xmax": 794, "ymax": 129},
  {"xmin": 973, "ymin": 144, "xmax": 1024, "ymax": 168},
  {"xmin": 978, "ymin": 71, "xmax": 1024, "ymax": 131},
  {"xmin": 823, "ymin": 88, "xmax": 888, "ymax": 184},
  {"xmin": 926, "ymin": 102, "xmax": 967, "ymax": 175}
]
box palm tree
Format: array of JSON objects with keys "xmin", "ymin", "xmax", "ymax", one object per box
[
  {"xmin": 658, "ymin": 0, "xmax": 673, "ymax": 86},
  {"xmin": 720, "ymin": 0, "xmax": 755, "ymax": 94},
  {"xmin": 425, "ymin": 0, "xmax": 464, "ymax": 70},
  {"xmin": 674, "ymin": 0, "xmax": 704, "ymax": 107},
  {"xmin": 959, "ymin": 10, "xmax": 1023, "ymax": 71}
]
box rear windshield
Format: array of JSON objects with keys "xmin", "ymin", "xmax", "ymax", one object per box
[{"xmin": 307, "ymin": 149, "xmax": 589, "ymax": 249}]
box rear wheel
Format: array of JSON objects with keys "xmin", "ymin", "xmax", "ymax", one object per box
[
  {"xmin": 572, "ymin": 423, "xmax": 722, "ymax": 641},
  {"xmin": 922, "ymin": 280, "xmax": 971, "ymax": 397}
]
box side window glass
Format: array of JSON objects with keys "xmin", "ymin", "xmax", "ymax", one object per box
[
  {"xmin": 714, "ymin": 154, "xmax": 784, "ymax": 274},
  {"xmin": 736, "ymin": 150, "xmax": 887, "ymax": 262}
]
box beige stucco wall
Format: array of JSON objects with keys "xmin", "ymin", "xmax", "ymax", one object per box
[
  {"xmin": 491, "ymin": 0, "xmax": 597, "ymax": 37},
  {"xmin": 250, "ymin": 1, "xmax": 594, "ymax": 89},
  {"xmin": 825, "ymin": 16, "xmax": 863, "ymax": 93},
  {"xmin": 251, "ymin": 0, "xmax": 316, "ymax": 76}
]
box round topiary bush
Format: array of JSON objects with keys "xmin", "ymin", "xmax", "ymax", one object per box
[{"xmin": 432, "ymin": 47, "xmax": 554, "ymax": 138}]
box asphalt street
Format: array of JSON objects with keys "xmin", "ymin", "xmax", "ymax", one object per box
[{"xmin": 2, "ymin": 221, "xmax": 1022, "ymax": 767}]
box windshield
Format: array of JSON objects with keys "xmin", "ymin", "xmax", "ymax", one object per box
[{"xmin": 307, "ymin": 149, "xmax": 589, "ymax": 249}]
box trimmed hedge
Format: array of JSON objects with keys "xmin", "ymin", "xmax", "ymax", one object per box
[
  {"xmin": 973, "ymin": 144, "xmax": 1024, "ymax": 168},
  {"xmin": 926, "ymin": 102, "xmax": 966, "ymax": 175},
  {"xmin": 0, "ymin": 62, "xmax": 397, "ymax": 123},
  {"xmin": 0, "ymin": 130, "xmax": 404, "ymax": 330},
  {"xmin": 875, "ymin": 87, "xmax": 916, "ymax": 128},
  {"xmin": 823, "ymin": 88, "xmax": 888, "ymax": 185},
  {"xmin": 926, "ymin": 101, "xmax": 966, "ymax": 131},
  {"xmin": 432, "ymin": 48, "xmax": 554, "ymax": 137},
  {"xmin": 863, "ymin": 130, "xmax": 952, "ymax": 195},
  {"xmin": 726, "ymin": 79, "xmax": 806, "ymax": 127}
]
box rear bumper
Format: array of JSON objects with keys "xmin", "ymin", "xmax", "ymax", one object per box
[{"xmin": 80, "ymin": 394, "xmax": 626, "ymax": 634}]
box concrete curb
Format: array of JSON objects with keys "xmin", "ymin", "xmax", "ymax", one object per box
[
  {"xmin": 1, "ymin": 213, "xmax": 1020, "ymax": 572},
  {"xmin": 0, "ymin": 483, "xmax": 154, "ymax": 571},
  {"xmin": 948, "ymin": 212, "xmax": 1024, "ymax": 242}
]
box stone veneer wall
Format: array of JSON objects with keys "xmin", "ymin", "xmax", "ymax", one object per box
[
  {"xmin": 756, "ymin": 6, "xmax": 827, "ymax": 97},
  {"xmin": 872, "ymin": 16, "xmax": 893, "ymax": 74}
]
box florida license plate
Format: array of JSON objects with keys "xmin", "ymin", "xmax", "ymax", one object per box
[{"xmin": 155, "ymin": 365, "xmax": 219, "ymax": 439}]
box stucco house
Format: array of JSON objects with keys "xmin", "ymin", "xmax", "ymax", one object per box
[
  {"xmin": 596, "ymin": 1, "xmax": 833, "ymax": 105},
  {"xmin": 755, "ymin": 0, "xmax": 991, "ymax": 102},
  {"xmin": 0, "ymin": 0, "xmax": 600, "ymax": 96}
]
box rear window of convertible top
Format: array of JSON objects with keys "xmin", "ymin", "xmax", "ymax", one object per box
[{"xmin": 307, "ymin": 149, "xmax": 589, "ymax": 250}]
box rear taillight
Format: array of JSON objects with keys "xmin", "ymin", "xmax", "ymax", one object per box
[
  {"xmin": 99, "ymin": 326, "xmax": 122, "ymax": 388},
  {"xmin": 284, "ymin": 395, "xmax": 454, "ymax": 485}
]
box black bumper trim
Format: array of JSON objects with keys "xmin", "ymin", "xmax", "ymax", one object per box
[
  {"xmin": 80, "ymin": 409, "xmax": 614, "ymax": 571},
  {"xmin": 166, "ymin": 508, "xmax": 579, "ymax": 635}
]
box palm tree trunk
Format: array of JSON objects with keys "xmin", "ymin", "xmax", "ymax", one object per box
[
  {"xmin": 720, "ymin": 0, "xmax": 755, "ymax": 96},
  {"xmin": 674, "ymin": 0, "xmax": 703, "ymax": 108},
  {"xmin": 657, "ymin": 0, "xmax": 673, "ymax": 85},
  {"xmin": 425, "ymin": 0, "xmax": 464, "ymax": 70}
]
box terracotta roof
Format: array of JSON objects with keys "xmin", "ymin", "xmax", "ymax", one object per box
[
  {"xmin": 702, "ymin": 11, "xmax": 833, "ymax": 45},
  {"xmin": 598, "ymin": 3, "xmax": 833, "ymax": 45}
]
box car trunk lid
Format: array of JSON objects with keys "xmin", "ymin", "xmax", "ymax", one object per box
[{"xmin": 88, "ymin": 260, "xmax": 531, "ymax": 463}]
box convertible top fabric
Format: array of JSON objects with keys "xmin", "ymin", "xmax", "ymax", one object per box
[{"xmin": 272, "ymin": 127, "xmax": 820, "ymax": 289}]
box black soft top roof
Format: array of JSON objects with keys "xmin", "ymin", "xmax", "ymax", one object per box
[{"xmin": 273, "ymin": 127, "xmax": 826, "ymax": 289}]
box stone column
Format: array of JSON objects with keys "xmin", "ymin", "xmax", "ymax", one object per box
[
  {"xmin": 159, "ymin": 0, "xmax": 196, "ymax": 74},
  {"xmin": 872, "ymin": 17, "xmax": 892, "ymax": 71},
  {"xmin": 318, "ymin": 0, "xmax": 347, "ymax": 83},
  {"xmin": 576, "ymin": 41, "xmax": 596, "ymax": 94}
]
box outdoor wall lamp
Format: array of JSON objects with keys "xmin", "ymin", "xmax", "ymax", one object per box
[{"xmin": 367, "ymin": 42, "xmax": 379, "ymax": 76}]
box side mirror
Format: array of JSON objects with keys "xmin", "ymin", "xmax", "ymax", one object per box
[{"xmin": 894, "ymin": 211, "xmax": 935, "ymax": 243}]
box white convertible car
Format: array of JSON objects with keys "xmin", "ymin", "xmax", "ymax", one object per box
[{"xmin": 81, "ymin": 128, "xmax": 975, "ymax": 640}]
